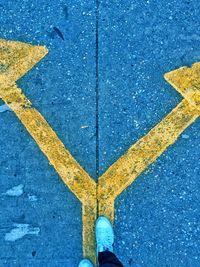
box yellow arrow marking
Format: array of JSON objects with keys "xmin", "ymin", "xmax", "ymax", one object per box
[
  {"xmin": 0, "ymin": 39, "xmax": 199, "ymax": 265},
  {"xmin": 0, "ymin": 39, "xmax": 97, "ymax": 262},
  {"xmin": 0, "ymin": 39, "xmax": 47, "ymax": 88}
]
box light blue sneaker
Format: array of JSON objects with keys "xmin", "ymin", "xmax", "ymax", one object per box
[
  {"xmin": 78, "ymin": 259, "xmax": 94, "ymax": 267},
  {"xmin": 95, "ymin": 216, "xmax": 114, "ymax": 253}
]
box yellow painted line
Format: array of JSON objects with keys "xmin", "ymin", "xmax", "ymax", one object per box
[
  {"xmin": 3, "ymin": 85, "xmax": 96, "ymax": 202},
  {"xmin": 2, "ymin": 85, "xmax": 97, "ymax": 263},
  {"xmin": 98, "ymin": 99, "xmax": 199, "ymax": 222},
  {"xmin": 0, "ymin": 39, "xmax": 200, "ymax": 265}
]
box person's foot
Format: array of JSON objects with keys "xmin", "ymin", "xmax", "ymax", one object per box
[
  {"xmin": 95, "ymin": 216, "xmax": 114, "ymax": 253},
  {"xmin": 78, "ymin": 259, "xmax": 94, "ymax": 267}
]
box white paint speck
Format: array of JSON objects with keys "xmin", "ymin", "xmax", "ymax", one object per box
[
  {"xmin": 134, "ymin": 119, "xmax": 139, "ymax": 129},
  {"xmin": 182, "ymin": 134, "xmax": 189, "ymax": 139},
  {"xmin": 28, "ymin": 194, "xmax": 38, "ymax": 202},
  {"xmin": 3, "ymin": 184, "xmax": 24, "ymax": 197},
  {"xmin": 81, "ymin": 125, "xmax": 89, "ymax": 129},
  {"xmin": 0, "ymin": 104, "xmax": 11, "ymax": 113},
  {"xmin": 5, "ymin": 224, "xmax": 40, "ymax": 242}
]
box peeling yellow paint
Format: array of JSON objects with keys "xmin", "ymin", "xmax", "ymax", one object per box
[{"xmin": 0, "ymin": 39, "xmax": 199, "ymax": 265}]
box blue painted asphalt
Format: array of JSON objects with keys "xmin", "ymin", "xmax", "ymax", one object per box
[{"xmin": 0, "ymin": 0, "xmax": 200, "ymax": 266}]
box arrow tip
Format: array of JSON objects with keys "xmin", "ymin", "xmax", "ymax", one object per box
[
  {"xmin": 0, "ymin": 39, "xmax": 48, "ymax": 88},
  {"xmin": 164, "ymin": 62, "xmax": 200, "ymax": 111}
]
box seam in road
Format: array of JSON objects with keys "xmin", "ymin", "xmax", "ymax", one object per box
[{"xmin": 95, "ymin": 0, "xmax": 100, "ymax": 180}]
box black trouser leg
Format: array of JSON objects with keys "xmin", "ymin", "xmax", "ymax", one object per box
[{"xmin": 98, "ymin": 251, "xmax": 124, "ymax": 267}]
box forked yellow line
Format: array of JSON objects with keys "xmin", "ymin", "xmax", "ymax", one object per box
[{"xmin": 0, "ymin": 39, "xmax": 199, "ymax": 265}]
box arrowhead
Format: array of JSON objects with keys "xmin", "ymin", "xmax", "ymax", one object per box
[
  {"xmin": 164, "ymin": 62, "xmax": 200, "ymax": 112},
  {"xmin": 0, "ymin": 39, "xmax": 48, "ymax": 89}
]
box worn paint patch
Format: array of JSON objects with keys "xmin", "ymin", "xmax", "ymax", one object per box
[
  {"xmin": 5, "ymin": 224, "xmax": 40, "ymax": 241},
  {"xmin": 0, "ymin": 104, "xmax": 11, "ymax": 113},
  {"xmin": 28, "ymin": 194, "xmax": 38, "ymax": 202},
  {"xmin": 3, "ymin": 184, "xmax": 24, "ymax": 197},
  {"xmin": 0, "ymin": 39, "xmax": 199, "ymax": 264}
]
